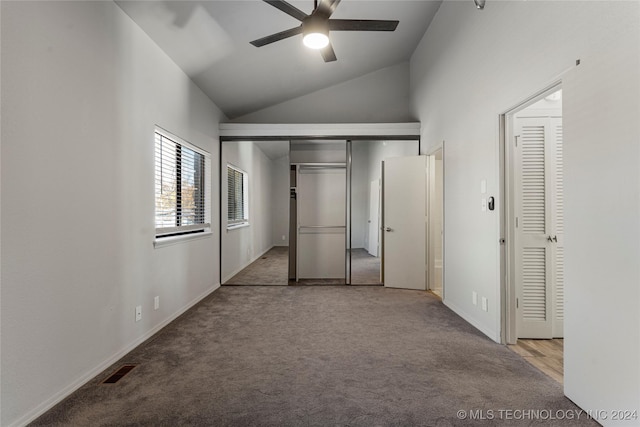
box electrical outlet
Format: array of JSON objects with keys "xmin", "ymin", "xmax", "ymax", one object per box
[
  {"xmin": 481, "ymin": 198, "xmax": 487, "ymax": 212},
  {"xmin": 481, "ymin": 297, "xmax": 488, "ymax": 312},
  {"xmin": 135, "ymin": 305, "xmax": 142, "ymax": 322},
  {"xmin": 154, "ymin": 296, "xmax": 160, "ymax": 310},
  {"xmin": 472, "ymin": 291, "xmax": 478, "ymax": 306},
  {"xmin": 282, "ymin": 235, "xmax": 286, "ymax": 241}
]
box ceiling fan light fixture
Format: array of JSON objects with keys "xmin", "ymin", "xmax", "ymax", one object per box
[
  {"xmin": 303, "ymin": 32, "xmax": 329, "ymax": 49},
  {"xmin": 302, "ymin": 18, "xmax": 329, "ymax": 49}
]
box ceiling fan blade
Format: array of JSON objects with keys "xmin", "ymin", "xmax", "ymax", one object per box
[
  {"xmin": 329, "ymin": 19, "xmax": 399, "ymax": 31},
  {"xmin": 263, "ymin": 0, "xmax": 308, "ymax": 21},
  {"xmin": 320, "ymin": 42, "xmax": 337, "ymax": 62},
  {"xmin": 314, "ymin": 0, "xmax": 341, "ymax": 19},
  {"xmin": 250, "ymin": 26, "xmax": 303, "ymax": 47}
]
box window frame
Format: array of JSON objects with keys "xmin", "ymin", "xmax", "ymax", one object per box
[
  {"xmin": 226, "ymin": 163, "xmax": 249, "ymax": 229},
  {"xmin": 154, "ymin": 127, "xmax": 211, "ymax": 244}
]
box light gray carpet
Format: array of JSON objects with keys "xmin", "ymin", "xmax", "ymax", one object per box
[
  {"xmin": 31, "ymin": 287, "xmax": 595, "ymax": 426},
  {"xmin": 350, "ymin": 248, "xmax": 381, "ymax": 285},
  {"xmin": 225, "ymin": 246, "xmax": 289, "ymax": 285},
  {"xmin": 226, "ymin": 247, "xmax": 380, "ymax": 286}
]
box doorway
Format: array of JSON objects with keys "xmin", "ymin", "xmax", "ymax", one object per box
[
  {"xmin": 504, "ymin": 85, "xmax": 564, "ymax": 379},
  {"xmin": 350, "ymin": 140, "xmax": 419, "ymax": 285},
  {"xmin": 428, "ymin": 147, "xmax": 444, "ymax": 298}
]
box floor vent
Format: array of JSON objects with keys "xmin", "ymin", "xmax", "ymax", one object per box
[{"xmin": 102, "ymin": 365, "xmax": 137, "ymax": 384}]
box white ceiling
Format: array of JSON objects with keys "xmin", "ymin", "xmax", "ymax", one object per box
[{"xmin": 116, "ymin": 0, "xmax": 442, "ymax": 119}]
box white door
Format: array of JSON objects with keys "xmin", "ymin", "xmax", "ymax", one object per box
[
  {"xmin": 551, "ymin": 119, "xmax": 564, "ymax": 338},
  {"xmin": 515, "ymin": 117, "xmax": 564, "ymax": 338},
  {"xmin": 297, "ymin": 166, "xmax": 346, "ymax": 279},
  {"xmin": 367, "ymin": 179, "xmax": 380, "ymax": 257},
  {"xmin": 383, "ymin": 156, "xmax": 427, "ymax": 290}
]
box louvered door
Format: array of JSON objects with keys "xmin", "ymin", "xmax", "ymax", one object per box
[{"xmin": 514, "ymin": 117, "xmax": 564, "ymax": 339}]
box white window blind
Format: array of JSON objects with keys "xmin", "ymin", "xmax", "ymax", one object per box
[
  {"xmin": 155, "ymin": 129, "xmax": 211, "ymax": 237},
  {"xmin": 227, "ymin": 165, "xmax": 248, "ymax": 226}
]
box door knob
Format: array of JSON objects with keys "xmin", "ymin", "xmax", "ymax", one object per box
[{"xmin": 384, "ymin": 227, "xmax": 393, "ymax": 232}]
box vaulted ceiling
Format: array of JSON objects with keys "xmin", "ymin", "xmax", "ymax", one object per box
[{"xmin": 116, "ymin": 1, "xmax": 442, "ymax": 119}]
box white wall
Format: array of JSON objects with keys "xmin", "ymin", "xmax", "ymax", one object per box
[
  {"xmin": 271, "ymin": 154, "xmax": 290, "ymax": 247},
  {"xmin": 221, "ymin": 142, "xmax": 274, "ymax": 281},
  {"xmin": 0, "ymin": 2, "xmax": 225, "ymax": 426},
  {"xmin": 233, "ymin": 62, "xmax": 412, "ymax": 124},
  {"xmin": 410, "ymin": 1, "xmax": 639, "ymax": 423}
]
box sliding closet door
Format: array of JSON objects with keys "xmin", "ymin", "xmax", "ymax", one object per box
[{"xmin": 297, "ymin": 166, "xmax": 346, "ymax": 279}]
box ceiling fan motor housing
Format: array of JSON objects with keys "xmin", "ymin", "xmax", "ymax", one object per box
[{"xmin": 302, "ymin": 16, "xmax": 330, "ymax": 49}]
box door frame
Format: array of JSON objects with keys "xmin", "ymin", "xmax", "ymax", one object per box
[
  {"xmin": 500, "ymin": 82, "xmax": 563, "ymax": 344},
  {"xmin": 426, "ymin": 144, "xmax": 445, "ymax": 299},
  {"xmin": 366, "ymin": 178, "xmax": 381, "ymax": 257}
]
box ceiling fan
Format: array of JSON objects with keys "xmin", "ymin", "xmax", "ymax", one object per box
[{"xmin": 250, "ymin": 0, "xmax": 399, "ymax": 62}]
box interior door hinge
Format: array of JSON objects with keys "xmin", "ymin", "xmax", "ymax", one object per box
[
  {"xmin": 515, "ymin": 217, "xmax": 519, "ymax": 228},
  {"xmin": 515, "ymin": 135, "xmax": 520, "ymax": 147},
  {"xmin": 516, "ymin": 298, "xmax": 519, "ymax": 309}
]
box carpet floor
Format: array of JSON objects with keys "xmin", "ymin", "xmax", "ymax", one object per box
[
  {"xmin": 225, "ymin": 247, "xmax": 289, "ymax": 285},
  {"xmin": 31, "ymin": 286, "xmax": 595, "ymax": 426},
  {"xmin": 350, "ymin": 248, "xmax": 381, "ymax": 285},
  {"xmin": 225, "ymin": 247, "xmax": 380, "ymax": 286}
]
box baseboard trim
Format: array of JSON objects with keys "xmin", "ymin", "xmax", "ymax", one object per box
[
  {"xmin": 443, "ymin": 299, "xmax": 501, "ymax": 343},
  {"xmin": 222, "ymin": 245, "xmax": 274, "ymax": 283},
  {"xmin": 9, "ymin": 283, "xmax": 221, "ymax": 427}
]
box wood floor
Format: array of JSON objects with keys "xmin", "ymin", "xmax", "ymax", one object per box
[{"xmin": 508, "ymin": 338, "xmax": 564, "ymax": 384}]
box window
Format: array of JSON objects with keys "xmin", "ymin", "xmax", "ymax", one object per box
[
  {"xmin": 155, "ymin": 128, "xmax": 211, "ymax": 239},
  {"xmin": 227, "ymin": 165, "xmax": 248, "ymax": 228}
]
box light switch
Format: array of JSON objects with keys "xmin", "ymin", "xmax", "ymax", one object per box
[{"xmin": 472, "ymin": 291, "xmax": 478, "ymax": 305}]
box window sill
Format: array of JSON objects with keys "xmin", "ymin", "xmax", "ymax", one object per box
[
  {"xmin": 154, "ymin": 231, "xmax": 212, "ymax": 249},
  {"xmin": 227, "ymin": 222, "xmax": 250, "ymax": 231}
]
